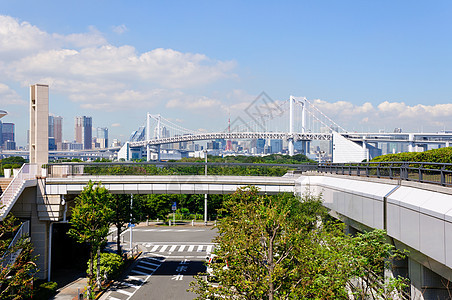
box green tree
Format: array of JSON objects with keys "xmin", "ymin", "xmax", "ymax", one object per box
[
  {"xmin": 0, "ymin": 215, "xmax": 37, "ymax": 300},
  {"xmin": 108, "ymin": 194, "xmax": 135, "ymax": 256},
  {"xmin": 68, "ymin": 181, "xmax": 114, "ymax": 298},
  {"xmin": 191, "ymin": 187, "xmax": 407, "ymax": 299}
]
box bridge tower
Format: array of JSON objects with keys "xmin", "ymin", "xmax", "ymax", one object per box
[
  {"xmin": 146, "ymin": 112, "xmax": 151, "ymax": 161},
  {"xmin": 156, "ymin": 114, "xmax": 161, "ymax": 161},
  {"xmin": 288, "ymin": 96, "xmax": 294, "ymax": 156}
]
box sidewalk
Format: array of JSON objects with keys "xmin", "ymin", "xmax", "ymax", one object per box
[{"xmin": 52, "ymin": 277, "xmax": 87, "ymax": 300}]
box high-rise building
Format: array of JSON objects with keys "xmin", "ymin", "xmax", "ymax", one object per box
[
  {"xmin": 270, "ymin": 139, "xmax": 283, "ymax": 153},
  {"xmin": 75, "ymin": 116, "xmax": 92, "ymax": 150},
  {"xmin": 2, "ymin": 122, "xmax": 14, "ymax": 147},
  {"xmin": 96, "ymin": 127, "xmax": 108, "ymax": 149},
  {"xmin": 49, "ymin": 115, "xmax": 63, "ymax": 150},
  {"xmin": 54, "ymin": 116, "xmax": 63, "ymax": 148}
]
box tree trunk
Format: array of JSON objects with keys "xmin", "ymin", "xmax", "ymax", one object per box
[
  {"xmin": 116, "ymin": 224, "xmax": 122, "ymax": 256},
  {"xmin": 88, "ymin": 247, "xmax": 93, "ymax": 296},
  {"xmin": 268, "ymin": 235, "xmax": 274, "ymax": 300},
  {"xmin": 96, "ymin": 246, "xmax": 101, "ymax": 289}
]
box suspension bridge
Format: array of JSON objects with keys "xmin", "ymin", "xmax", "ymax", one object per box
[{"xmin": 124, "ymin": 95, "xmax": 452, "ymax": 162}]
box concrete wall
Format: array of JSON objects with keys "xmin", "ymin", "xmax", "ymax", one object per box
[{"xmin": 10, "ymin": 186, "xmax": 50, "ymax": 279}]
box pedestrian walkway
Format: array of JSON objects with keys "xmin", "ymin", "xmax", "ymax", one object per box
[{"xmin": 52, "ymin": 277, "xmax": 88, "ymax": 300}]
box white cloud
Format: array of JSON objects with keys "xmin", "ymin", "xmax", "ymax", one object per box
[
  {"xmin": 310, "ymin": 99, "xmax": 452, "ymax": 132},
  {"xmin": 166, "ymin": 96, "xmax": 221, "ymax": 109},
  {"xmin": 112, "ymin": 24, "xmax": 127, "ymax": 34},
  {"xmin": 0, "ymin": 83, "xmax": 26, "ymax": 105},
  {"xmin": 0, "ymin": 15, "xmax": 236, "ymax": 112}
]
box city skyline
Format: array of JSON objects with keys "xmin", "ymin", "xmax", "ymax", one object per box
[{"xmin": 2, "ymin": 1, "xmax": 452, "ymax": 147}]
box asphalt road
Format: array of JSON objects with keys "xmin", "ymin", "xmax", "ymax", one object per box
[{"xmin": 101, "ymin": 225, "xmax": 218, "ymax": 300}]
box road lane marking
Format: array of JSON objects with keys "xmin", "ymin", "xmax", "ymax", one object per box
[
  {"xmin": 178, "ymin": 245, "xmax": 186, "ymax": 252},
  {"xmin": 150, "ymin": 245, "xmax": 159, "ymax": 252},
  {"xmin": 169, "ymin": 245, "xmax": 177, "ymax": 252},
  {"xmin": 197, "ymin": 245, "xmax": 204, "ymax": 252},
  {"xmin": 187, "ymin": 245, "xmax": 195, "ymax": 252},
  {"xmin": 206, "ymin": 245, "xmax": 213, "ymax": 253},
  {"xmin": 159, "ymin": 245, "xmax": 169, "ymax": 252}
]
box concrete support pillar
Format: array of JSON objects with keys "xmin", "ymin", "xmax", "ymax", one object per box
[
  {"xmin": 362, "ymin": 137, "xmax": 369, "ymax": 161},
  {"xmin": 408, "ymin": 133, "xmax": 415, "ymax": 152},
  {"xmin": 31, "ymin": 207, "xmax": 50, "ymax": 279}
]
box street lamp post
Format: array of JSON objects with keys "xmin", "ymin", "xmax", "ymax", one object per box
[
  {"xmin": 129, "ymin": 194, "xmax": 133, "ymax": 250},
  {"xmin": 204, "ymin": 149, "xmax": 208, "ymax": 226}
]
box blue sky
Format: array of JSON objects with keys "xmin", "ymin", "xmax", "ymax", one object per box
[{"xmin": 2, "ymin": 1, "xmax": 452, "ymax": 146}]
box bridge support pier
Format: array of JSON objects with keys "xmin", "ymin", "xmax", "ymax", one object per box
[
  {"xmin": 408, "ymin": 133, "xmax": 415, "ymax": 152},
  {"xmin": 407, "ymin": 257, "xmax": 452, "ymax": 299}
]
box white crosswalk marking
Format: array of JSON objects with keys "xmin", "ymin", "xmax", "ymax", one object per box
[
  {"xmin": 109, "ymin": 297, "xmax": 121, "ymax": 300},
  {"xmin": 136, "ymin": 264, "xmax": 156, "ymax": 272},
  {"xmin": 117, "ymin": 289, "xmax": 134, "ymax": 296},
  {"xmin": 140, "ymin": 260, "xmax": 160, "ymax": 268},
  {"xmin": 121, "ymin": 282, "xmax": 139, "ymax": 289},
  {"xmin": 127, "ymin": 276, "xmax": 143, "ymax": 282},
  {"xmin": 144, "ymin": 243, "xmax": 214, "ymax": 253},
  {"xmin": 131, "ymin": 269, "xmax": 150, "ymax": 276}
]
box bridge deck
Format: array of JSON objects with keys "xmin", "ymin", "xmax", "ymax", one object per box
[{"xmin": 45, "ymin": 175, "xmax": 297, "ymax": 195}]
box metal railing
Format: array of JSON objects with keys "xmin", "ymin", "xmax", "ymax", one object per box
[
  {"xmin": 1, "ymin": 220, "xmax": 30, "ymax": 268},
  {"xmin": 316, "ymin": 162, "xmax": 452, "ymax": 187},
  {"xmin": 0, "ymin": 164, "xmax": 39, "ymax": 215},
  {"xmin": 46, "ymin": 162, "xmax": 317, "ymax": 178}
]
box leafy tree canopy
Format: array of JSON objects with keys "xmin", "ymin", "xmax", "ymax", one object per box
[{"xmin": 191, "ymin": 187, "xmax": 407, "ymax": 300}]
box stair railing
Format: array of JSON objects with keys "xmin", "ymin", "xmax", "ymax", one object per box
[{"xmin": 0, "ymin": 164, "xmax": 39, "ymax": 216}]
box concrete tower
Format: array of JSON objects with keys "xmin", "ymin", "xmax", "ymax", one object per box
[{"xmin": 30, "ymin": 84, "xmax": 49, "ymax": 166}]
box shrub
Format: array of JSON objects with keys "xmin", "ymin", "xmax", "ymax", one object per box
[
  {"xmin": 87, "ymin": 252, "xmax": 124, "ymax": 281},
  {"xmin": 33, "ymin": 281, "xmax": 58, "ymax": 300}
]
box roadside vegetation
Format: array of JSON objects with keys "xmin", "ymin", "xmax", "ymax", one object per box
[
  {"xmin": 0, "ymin": 156, "xmax": 27, "ymax": 176},
  {"xmin": 0, "ymin": 214, "xmax": 37, "ymax": 299},
  {"xmin": 50, "ymin": 154, "xmax": 315, "ymax": 177},
  {"xmin": 190, "ymin": 186, "xmax": 408, "ymax": 300},
  {"xmin": 371, "ymin": 147, "xmax": 452, "ymax": 164}
]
